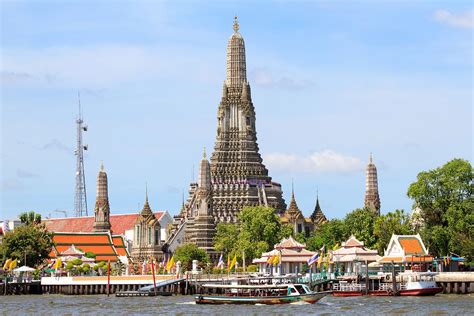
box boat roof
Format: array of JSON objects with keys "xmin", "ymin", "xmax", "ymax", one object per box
[{"xmin": 201, "ymin": 283, "xmax": 304, "ymax": 289}]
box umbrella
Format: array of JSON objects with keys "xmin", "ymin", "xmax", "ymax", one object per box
[{"xmin": 14, "ymin": 265, "xmax": 36, "ymax": 272}]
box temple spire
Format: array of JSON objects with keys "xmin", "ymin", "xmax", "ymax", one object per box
[
  {"xmin": 226, "ymin": 16, "xmax": 247, "ymax": 87},
  {"xmin": 93, "ymin": 162, "xmax": 111, "ymax": 232},
  {"xmin": 364, "ymin": 153, "xmax": 381, "ymax": 215},
  {"xmin": 233, "ymin": 16, "xmax": 239, "ymax": 33}
]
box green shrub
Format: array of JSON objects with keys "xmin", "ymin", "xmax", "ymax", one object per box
[
  {"xmin": 235, "ymin": 267, "xmax": 243, "ymax": 273},
  {"xmin": 247, "ymin": 265, "xmax": 257, "ymax": 272},
  {"xmin": 72, "ymin": 258, "xmax": 82, "ymax": 266},
  {"xmin": 85, "ymin": 252, "xmax": 96, "ymax": 259},
  {"xmin": 66, "ymin": 262, "xmax": 74, "ymax": 270}
]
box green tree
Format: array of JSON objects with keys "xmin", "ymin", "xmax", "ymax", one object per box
[
  {"xmin": 213, "ymin": 206, "xmax": 292, "ymax": 263},
  {"xmin": 213, "ymin": 223, "xmax": 239, "ymax": 255},
  {"xmin": 174, "ymin": 243, "xmax": 210, "ymax": 271},
  {"xmin": 0, "ymin": 223, "xmax": 53, "ymax": 267},
  {"xmin": 374, "ymin": 209, "xmax": 413, "ymax": 254},
  {"xmin": 305, "ymin": 219, "xmax": 346, "ymax": 251},
  {"xmin": 19, "ymin": 211, "xmax": 42, "ymax": 225},
  {"xmin": 407, "ymin": 159, "xmax": 473, "ymax": 260},
  {"xmin": 343, "ymin": 208, "xmax": 377, "ymax": 249}
]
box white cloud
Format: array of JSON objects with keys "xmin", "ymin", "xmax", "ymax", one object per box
[
  {"xmin": 434, "ymin": 9, "xmax": 474, "ymax": 29},
  {"xmin": 263, "ymin": 150, "xmax": 363, "ymax": 173}
]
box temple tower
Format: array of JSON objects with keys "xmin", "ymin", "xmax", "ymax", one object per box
[
  {"xmin": 131, "ymin": 189, "xmax": 162, "ymax": 262},
  {"xmin": 210, "ymin": 17, "xmax": 286, "ymax": 223},
  {"xmin": 93, "ymin": 163, "xmax": 111, "ymax": 232},
  {"xmin": 310, "ymin": 193, "xmax": 328, "ymax": 227},
  {"xmin": 186, "ymin": 149, "xmax": 218, "ymax": 258},
  {"xmin": 364, "ymin": 153, "xmax": 381, "ymax": 215}
]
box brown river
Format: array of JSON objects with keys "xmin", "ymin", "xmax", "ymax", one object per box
[{"xmin": 1, "ymin": 294, "xmax": 472, "ymax": 315}]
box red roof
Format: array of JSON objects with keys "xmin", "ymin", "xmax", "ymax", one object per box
[
  {"xmin": 43, "ymin": 212, "xmax": 165, "ymax": 235},
  {"xmin": 51, "ymin": 232, "xmax": 123, "ymax": 262},
  {"xmin": 399, "ymin": 237, "xmax": 425, "ymax": 255}
]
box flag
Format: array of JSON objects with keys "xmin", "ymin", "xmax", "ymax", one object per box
[
  {"xmin": 53, "ymin": 258, "xmax": 62, "ymax": 270},
  {"xmin": 326, "ymin": 252, "xmax": 331, "ymax": 266},
  {"xmin": 267, "ymin": 254, "xmax": 274, "ymax": 264},
  {"xmin": 320, "ymin": 245, "xmax": 325, "ymax": 252},
  {"xmin": 9, "ymin": 259, "xmax": 17, "ymax": 271},
  {"xmin": 443, "ymin": 256, "xmax": 447, "ymax": 266},
  {"xmin": 229, "ymin": 254, "xmax": 237, "ymax": 271},
  {"xmin": 3, "ymin": 258, "xmax": 12, "ymax": 271},
  {"xmin": 307, "ymin": 253, "xmax": 319, "ymax": 267},
  {"xmin": 317, "ymin": 252, "xmax": 324, "ymax": 267},
  {"xmin": 166, "ymin": 255, "xmax": 175, "ymax": 273},
  {"xmin": 216, "ymin": 254, "xmax": 224, "ymax": 269},
  {"xmin": 333, "ymin": 243, "xmax": 339, "ymax": 250},
  {"xmin": 272, "ymin": 253, "xmax": 280, "ymax": 266}
]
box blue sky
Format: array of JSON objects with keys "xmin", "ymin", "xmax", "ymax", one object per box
[{"xmin": 1, "ymin": 1, "xmax": 472, "ymax": 220}]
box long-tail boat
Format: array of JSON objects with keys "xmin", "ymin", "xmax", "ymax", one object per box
[{"xmin": 195, "ymin": 283, "xmax": 330, "ymax": 305}]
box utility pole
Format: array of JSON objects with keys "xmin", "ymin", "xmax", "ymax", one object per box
[{"xmin": 74, "ymin": 92, "xmax": 88, "ymax": 217}]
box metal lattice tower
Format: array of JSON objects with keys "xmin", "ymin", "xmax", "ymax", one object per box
[{"xmin": 74, "ymin": 92, "xmax": 88, "ymax": 217}]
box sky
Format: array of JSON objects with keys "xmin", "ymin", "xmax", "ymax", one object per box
[{"xmin": 1, "ymin": 0, "xmax": 472, "ymax": 221}]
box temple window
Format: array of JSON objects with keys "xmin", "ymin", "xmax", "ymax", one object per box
[
  {"xmin": 148, "ymin": 227, "xmax": 152, "ymax": 244},
  {"xmin": 155, "ymin": 229, "xmax": 159, "ymax": 245},
  {"xmin": 297, "ymin": 224, "xmax": 302, "ymax": 233}
]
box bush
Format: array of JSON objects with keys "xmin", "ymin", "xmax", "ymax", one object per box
[
  {"xmin": 72, "ymin": 258, "xmax": 82, "ymax": 266},
  {"xmin": 235, "ymin": 267, "xmax": 243, "ymax": 273},
  {"xmin": 247, "ymin": 265, "xmax": 257, "ymax": 272},
  {"xmin": 85, "ymin": 252, "xmax": 96, "ymax": 259},
  {"xmin": 82, "ymin": 264, "xmax": 90, "ymax": 273},
  {"xmin": 66, "ymin": 262, "xmax": 74, "ymax": 270}
]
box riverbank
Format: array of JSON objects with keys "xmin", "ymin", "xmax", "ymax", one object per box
[{"xmin": 1, "ymin": 293, "xmax": 472, "ymax": 315}]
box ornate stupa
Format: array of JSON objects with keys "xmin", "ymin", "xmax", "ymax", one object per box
[
  {"xmin": 166, "ymin": 18, "xmax": 287, "ymax": 256},
  {"xmin": 364, "ymin": 153, "xmax": 381, "ymax": 215},
  {"xmin": 131, "ymin": 188, "xmax": 162, "ymax": 261},
  {"xmin": 209, "ymin": 17, "xmax": 286, "ymax": 223},
  {"xmin": 93, "ymin": 163, "xmax": 111, "ymax": 232}
]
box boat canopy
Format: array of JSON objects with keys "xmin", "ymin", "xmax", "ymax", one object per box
[{"xmin": 201, "ymin": 283, "xmax": 291, "ymax": 289}]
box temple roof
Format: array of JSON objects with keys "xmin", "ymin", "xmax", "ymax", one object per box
[
  {"xmin": 275, "ymin": 236, "xmax": 306, "ymax": 249},
  {"xmin": 342, "ymin": 235, "xmax": 365, "ymax": 248},
  {"xmin": 310, "ymin": 196, "xmax": 328, "ymax": 225},
  {"xmin": 283, "ymin": 189, "xmax": 304, "ymax": 221},
  {"xmin": 50, "ymin": 232, "xmax": 122, "ymax": 262},
  {"xmin": 44, "ymin": 212, "xmax": 165, "ymax": 235}
]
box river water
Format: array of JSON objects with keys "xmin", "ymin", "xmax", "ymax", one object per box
[{"xmin": 1, "ymin": 294, "xmax": 472, "ymax": 315}]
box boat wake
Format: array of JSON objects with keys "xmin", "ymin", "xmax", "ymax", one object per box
[
  {"xmin": 176, "ymin": 301, "xmax": 196, "ymax": 305},
  {"xmin": 290, "ymin": 301, "xmax": 311, "ymax": 305}
]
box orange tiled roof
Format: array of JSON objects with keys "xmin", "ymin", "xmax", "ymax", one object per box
[
  {"xmin": 112, "ymin": 235, "xmax": 129, "ymax": 257},
  {"xmin": 398, "ymin": 237, "xmax": 425, "ymax": 255},
  {"xmin": 51, "ymin": 232, "xmax": 121, "ymax": 262},
  {"xmin": 44, "ymin": 212, "xmax": 165, "ymax": 235}
]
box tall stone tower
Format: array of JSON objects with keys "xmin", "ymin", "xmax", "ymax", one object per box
[
  {"xmin": 93, "ymin": 163, "xmax": 111, "ymax": 232},
  {"xmin": 185, "ymin": 149, "xmax": 218, "ymax": 257},
  {"xmin": 364, "ymin": 153, "xmax": 381, "ymax": 215},
  {"xmin": 210, "ymin": 17, "xmax": 286, "ymax": 223}
]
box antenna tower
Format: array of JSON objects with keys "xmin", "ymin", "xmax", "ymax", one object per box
[{"xmin": 74, "ymin": 92, "xmax": 88, "ymax": 217}]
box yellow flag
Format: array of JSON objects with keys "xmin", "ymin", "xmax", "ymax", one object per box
[
  {"xmin": 166, "ymin": 255, "xmax": 175, "ymax": 272},
  {"xmin": 317, "ymin": 253, "xmax": 323, "ymax": 267},
  {"xmin": 326, "ymin": 253, "xmax": 330, "ymax": 265},
  {"xmin": 333, "ymin": 243, "xmax": 339, "ymax": 250},
  {"xmin": 54, "ymin": 258, "xmax": 62, "ymax": 270},
  {"xmin": 3, "ymin": 259, "xmax": 12, "ymax": 270},
  {"xmin": 267, "ymin": 255, "xmax": 274, "ymax": 264},
  {"xmin": 9, "ymin": 259, "xmax": 17, "ymax": 271},
  {"xmin": 272, "ymin": 253, "xmax": 280, "ymax": 266},
  {"xmin": 229, "ymin": 254, "xmax": 237, "ymax": 271}
]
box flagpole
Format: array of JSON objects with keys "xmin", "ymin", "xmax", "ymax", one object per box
[{"xmin": 151, "ymin": 257, "xmax": 157, "ymax": 296}]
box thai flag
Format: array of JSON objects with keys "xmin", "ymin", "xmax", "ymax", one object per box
[
  {"xmin": 307, "ymin": 253, "xmax": 319, "ymax": 267},
  {"xmin": 216, "ymin": 254, "xmax": 224, "ymax": 268}
]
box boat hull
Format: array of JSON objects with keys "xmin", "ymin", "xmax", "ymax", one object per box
[
  {"xmin": 195, "ymin": 291, "xmax": 330, "ymax": 305},
  {"xmin": 332, "ymin": 291, "xmax": 364, "ymax": 297},
  {"xmin": 399, "ymin": 287, "xmax": 443, "ymax": 296}
]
